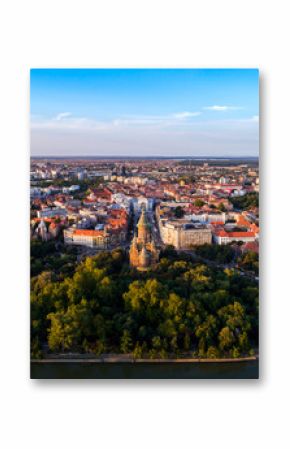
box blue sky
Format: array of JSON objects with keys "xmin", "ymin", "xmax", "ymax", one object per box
[{"xmin": 30, "ymin": 69, "xmax": 259, "ymax": 157}]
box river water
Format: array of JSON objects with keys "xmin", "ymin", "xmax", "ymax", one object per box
[{"xmin": 31, "ymin": 360, "xmax": 258, "ymax": 379}]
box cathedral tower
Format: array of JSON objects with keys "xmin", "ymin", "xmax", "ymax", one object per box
[
  {"xmin": 137, "ymin": 206, "xmax": 151, "ymax": 245},
  {"xmin": 129, "ymin": 206, "xmax": 159, "ymax": 271}
]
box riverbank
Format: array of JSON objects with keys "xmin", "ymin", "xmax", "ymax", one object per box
[{"xmin": 32, "ymin": 355, "xmax": 258, "ymax": 364}]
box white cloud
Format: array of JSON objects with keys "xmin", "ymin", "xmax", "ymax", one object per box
[
  {"xmin": 112, "ymin": 116, "xmax": 168, "ymax": 126},
  {"xmin": 31, "ymin": 111, "xmax": 259, "ymax": 144},
  {"xmin": 31, "ymin": 115, "xmax": 110, "ymax": 131},
  {"xmin": 173, "ymin": 111, "xmax": 201, "ymax": 119},
  {"xmin": 55, "ymin": 112, "xmax": 72, "ymax": 121},
  {"xmin": 31, "ymin": 112, "xmax": 259, "ymax": 157},
  {"xmin": 31, "ymin": 119, "xmax": 259, "ymax": 157},
  {"xmin": 204, "ymin": 105, "xmax": 242, "ymax": 111},
  {"xmin": 112, "ymin": 112, "xmax": 201, "ymax": 127},
  {"xmin": 31, "ymin": 111, "xmax": 202, "ymax": 132}
]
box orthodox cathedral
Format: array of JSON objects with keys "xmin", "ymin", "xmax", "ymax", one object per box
[{"xmin": 129, "ymin": 206, "xmax": 159, "ymax": 271}]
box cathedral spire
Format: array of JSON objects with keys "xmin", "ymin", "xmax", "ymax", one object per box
[{"xmin": 137, "ymin": 207, "xmax": 151, "ymax": 245}]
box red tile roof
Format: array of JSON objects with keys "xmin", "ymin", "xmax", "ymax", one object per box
[
  {"xmin": 242, "ymin": 241, "xmax": 259, "ymax": 253},
  {"xmin": 215, "ymin": 231, "xmax": 255, "ymax": 238},
  {"xmin": 74, "ymin": 229, "xmax": 104, "ymax": 236}
]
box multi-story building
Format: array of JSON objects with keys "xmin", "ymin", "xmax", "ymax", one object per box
[
  {"xmin": 131, "ymin": 197, "xmax": 154, "ymax": 213},
  {"xmin": 159, "ymin": 219, "xmax": 212, "ymax": 249},
  {"xmin": 184, "ymin": 212, "xmax": 226, "ymax": 224},
  {"xmin": 213, "ymin": 230, "xmax": 256, "ymax": 245},
  {"xmin": 37, "ymin": 207, "xmax": 67, "ymax": 218},
  {"xmin": 63, "ymin": 228, "xmax": 110, "ymax": 248},
  {"xmin": 63, "ymin": 208, "xmax": 128, "ymax": 249}
]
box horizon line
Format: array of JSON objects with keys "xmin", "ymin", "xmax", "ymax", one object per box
[{"xmin": 31, "ymin": 154, "xmax": 259, "ymax": 160}]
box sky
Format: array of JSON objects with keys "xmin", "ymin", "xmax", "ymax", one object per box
[{"xmin": 30, "ymin": 69, "xmax": 259, "ymax": 157}]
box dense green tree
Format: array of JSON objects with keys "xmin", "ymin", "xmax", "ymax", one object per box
[
  {"xmin": 31, "ymin": 336, "xmax": 42, "ymax": 359},
  {"xmin": 231, "ymin": 347, "xmax": 241, "ymax": 358},
  {"xmin": 194, "ymin": 199, "xmax": 205, "ymax": 207},
  {"xmin": 120, "ymin": 330, "xmax": 133, "ymax": 353},
  {"xmin": 195, "ymin": 315, "xmax": 217, "ymax": 355},
  {"xmin": 218, "ymin": 326, "xmax": 235, "ymax": 351},
  {"xmin": 229, "ymin": 192, "xmax": 259, "ymax": 210},
  {"xmin": 174, "ymin": 206, "xmax": 185, "ymax": 218},
  {"xmin": 239, "ymin": 251, "xmax": 259, "ymax": 275},
  {"xmin": 31, "ymin": 247, "xmax": 258, "ymax": 359},
  {"xmin": 132, "ymin": 342, "xmax": 143, "ymax": 359},
  {"xmin": 206, "ymin": 346, "xmax": 220, "ymax": 359},
  {"xmin": 217, "ymin": 202, "xmax": 226, "ymax": 212},
  {"xmin": 195, "ymin": 244, "xmax": 235, "ymax": 264}
]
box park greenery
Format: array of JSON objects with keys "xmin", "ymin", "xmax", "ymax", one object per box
[
  {"xmin": 31, "ymin": 246, "xmax": 258, "ymax": 360},
  {"xmin": 217, "ymin": 202, "xmax": 226, "ymax": 212},
  {"xmin": 238, "ymin": 251, "xmax": 259, "ymax": 275},
  {"xmin": 31, "ymin": 240, "xmax": 79, "ymax": 277},
  {"xmin": 194, "ymin": 199, "xmax": 205, "ymax": 207},
  {"xmin": 194, "ymin": 243, "xmax": 236, "ymax": 264},
  {"xmin": 174, "ymin": 206, "xmax": 185, "ymax": 218},
  {"xmin": 35, "ymin": 177, "xmax": 103, "ymax": 190},
  {"xmin": 229, "ymin": 192, "xmax": 259, "ymax": 210},
  {"xmin": 34, "ymin": 177, "xmax": 104, "ymax": 200}
]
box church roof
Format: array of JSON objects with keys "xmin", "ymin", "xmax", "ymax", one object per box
[
  {"xmin": 131, "ymin": 234, "xmax": 138, "ymax": 249},
  {"xmin": 137, "ymin": 209, "xmax": 151, "ymax": 229}
]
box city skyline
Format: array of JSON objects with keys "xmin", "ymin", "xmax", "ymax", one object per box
[
  {"xmin": 31, "ymin": 69, "xmax": 259, "ymax": 157},
  {"xmin": 30, "ymin": 155, "xmax": 259, "ymax": 377}
]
